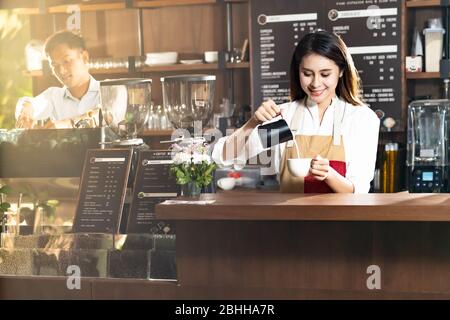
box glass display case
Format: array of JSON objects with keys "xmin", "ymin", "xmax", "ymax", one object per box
[
  {"xmin": 0, "ymin": 127, "xmax": 177, "ymax": 281},
  {"xmin": 0, "ymin": 233, "xmax": 176, "ymax": 280}
]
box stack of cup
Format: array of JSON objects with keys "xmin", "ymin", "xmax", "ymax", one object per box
[{"xmin": 423, "ymin": 18, "xmax": 445, "ymax": 72}]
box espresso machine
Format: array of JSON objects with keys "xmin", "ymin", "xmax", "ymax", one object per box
[{"xmin": 407, "ymin": 99, "xmax": 450, "ymax": 192}]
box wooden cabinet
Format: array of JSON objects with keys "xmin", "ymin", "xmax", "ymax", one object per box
[
  {"xmin": 13, "ymin": 0, "xmax": 251, "ymax": 119},
  {"xmin": 406, "ymin": 0, "xmax": 448, "ymax": 100}
]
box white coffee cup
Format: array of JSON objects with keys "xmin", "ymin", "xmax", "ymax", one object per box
[
  {"xmin": 217, "ymin": 177, "xmax": 236, "ymax": 190},
  {"xmin": 287, "ymin": 158, "xmax": 312, "ymax": 177},
  {"xmin": 204, "ymin": 51, "xmax": 218, "ymax": 63}
]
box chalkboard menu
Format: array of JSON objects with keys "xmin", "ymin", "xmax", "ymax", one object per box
[
  {"xmin": 73, "ymin": 148, "xmax": 133, "ymax": 233},
  {"xmin": 126, "ymin": 150, "xmax": 180, "ymax": 234},
  {"xmin": 251, "ymin": 0, "xmax": 403, "ymax": 123}
]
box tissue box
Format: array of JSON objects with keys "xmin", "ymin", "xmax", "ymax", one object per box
[{"xmin": 406, "ymin": 56, "xmax": 422, "ymax": 72}]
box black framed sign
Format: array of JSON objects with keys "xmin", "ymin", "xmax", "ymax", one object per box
[
  {"xmin": 250, "ymin": 0, "xmax": 403, "ymax": 124},
  {"xmin": 127, "ymin": 150, "xmax": 180, "ymax": 234},
  {"xmin": 73, "ymin": 148, "xmax": 133, "ymax": 233}
]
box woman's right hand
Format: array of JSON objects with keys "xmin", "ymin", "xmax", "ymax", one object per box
[{"xmin": 253, "ymin": 99, "xmax": 281, "ymax": 123}]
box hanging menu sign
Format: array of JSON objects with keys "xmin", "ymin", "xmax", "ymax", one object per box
[
  {"xmin": 251, "ymin": 0, "xmax": 403, "ymax": 123},
  {"xmin": 73, "ymin": 148, "xmax": 133, "ymax": 233},
  {"xmin": 126, "ymin": 150, "xmax": 180, "ymax": 234}
]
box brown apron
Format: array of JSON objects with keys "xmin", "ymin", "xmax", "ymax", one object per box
[{"xmin": 280, "ymin": 101, "xmax": 346, "ymax": 193}]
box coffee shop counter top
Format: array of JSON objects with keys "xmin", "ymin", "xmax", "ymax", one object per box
[{"xmin": 156, "ymin": 191, "xmax": 450, "ymax": 221}]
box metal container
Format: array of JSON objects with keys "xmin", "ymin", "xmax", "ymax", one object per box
[{"xmin": 258, "ymin": 118, "xmax": 293, "ymax": 149}]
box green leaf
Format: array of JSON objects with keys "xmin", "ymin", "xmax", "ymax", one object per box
[
  {"xmin": 0, "ymin": 202, "xmax": 11, "ymax": 213},
  {"xmin": 0, "ymin": 185, "xmax": 11, "ymax": 195},
  {"xmin": 170, "ymin": 161, "xmax": 216, "ymax": 187}
]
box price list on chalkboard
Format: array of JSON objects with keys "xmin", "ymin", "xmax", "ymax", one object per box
[
  {"xmin": 127, "ymin": 150, "xmax": 180, "ymax": 234},
  {"xmin": 73, "ymin": 149, "xmax": 132, "ymax": 233},
  {"xmin": 251, "ymin": 0, "xmax": 403, "ymax": 122}
]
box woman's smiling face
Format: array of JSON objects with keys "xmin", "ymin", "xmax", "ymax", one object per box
[{"xmin": 299, "ymin": 53, "xmax": 342, "ymax": 108}]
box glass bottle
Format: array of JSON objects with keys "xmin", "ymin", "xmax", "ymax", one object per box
[
  {"xmin": 153, "ymin": 105, "xmax": 162, "ymax": 130},
  {"xmin": 381, "ymin": 142, "xmax": 399, "ymax": 193},
  {"xmin": 160, "ymin": 105, "xmax": 169, "ymax": 129},
  {"xmin": 442, "ymin": 78, "xmax": 449, "ymax": 99},
  {"xmin": 147, "ymin": 104, "xmax": 154, "ymax": 129}
]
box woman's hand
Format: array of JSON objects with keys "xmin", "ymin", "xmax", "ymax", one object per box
[
  {"xmin": 253, "ymin": 99, "xmax": 281, "ymax": 123},
  {"xmin": 310, "ymin": 155, "xmax": 332, "ymax": 181}
]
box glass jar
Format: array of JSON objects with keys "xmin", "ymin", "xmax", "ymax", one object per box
[{"xmin": 181, "ymin": 182, "xmax": 201, "ymax": 198}]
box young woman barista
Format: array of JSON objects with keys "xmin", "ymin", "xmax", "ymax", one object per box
[{"xmin": 212, "ymin": 30, "xmax": 380, "ymax": 193}]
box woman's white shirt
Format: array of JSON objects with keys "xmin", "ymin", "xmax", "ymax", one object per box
[{"xmin": 211, "ymin": 97, "xmax": 380, "ymax": 193}]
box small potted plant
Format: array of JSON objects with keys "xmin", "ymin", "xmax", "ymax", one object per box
[{"xmin": 170, "ymin": 138, "xmax": 217, "ymax": 197}]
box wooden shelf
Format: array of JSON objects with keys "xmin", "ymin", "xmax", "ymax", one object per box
[
  {"xmin": 406, "ymin": 72, "xmax": 441, "ymax": 79},
  {"xmin": 406, "ymin": 0, "xmax": 441, "ymax": 8},
  {"xmin": 140, "ymin": 63, "xmax": 219, "ymax": 72},
  {"xmin": 226, "ymin": 62, "xmax": 250, "ymax": 69},
  {"xmin": 24, "ymin": 68, "xmax": 130, "ymax": 77},
  {"xmin": 48, "ymin": 2, "xmax": 126, "ymax": 13},
  {"xmin": 48, "ymin": 3, "xmax": 126, "ymax": 13},
  {"xmin": 12, "ymin": 8, "xmax": 42, "ymax": 15},
  {"xmin": 23, "ymin": 70, "xmax": 44, "ymax": 77},
  {"xmin": 140, "ymin": 129, "xmax": 175, "ymax": 136},
  {"xmin": 8, "ymin": 0, "xmax": 220, "ymax": 14},
  {"xmin": 24, "ymin": 62, "xmax": 249, "ymax": 77},
  {"xmin": 134, "ymin": 0, "xmax": 217, "ymax": 9},
  {"xmin": 91, "ymin": 67, "xmax": 130, "ymax": 75},
  {"xmin": 139, "ymin": 62, "xmax": 248, "ymax": 72}
]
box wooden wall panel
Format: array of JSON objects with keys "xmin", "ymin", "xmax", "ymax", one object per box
[
  {"xmin": 141, "ymin": 5, "xmax": 225, "ymax": 57},
  {"xmin": 103, "ymin": 9, "xmax": 140, "ymax": 58}
]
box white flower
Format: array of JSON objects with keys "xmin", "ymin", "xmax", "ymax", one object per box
[
  {"xmin": 173, "ymin": 151, "xmax": 192, "ymax": 164},
  {"xmin": 192, "ymin": 153, "xmax": 212, "ymax": 164}
]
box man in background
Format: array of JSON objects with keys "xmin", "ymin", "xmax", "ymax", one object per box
[{"xmin": 16, "ymin": 30, "xmax": 100, "ymax": 129}]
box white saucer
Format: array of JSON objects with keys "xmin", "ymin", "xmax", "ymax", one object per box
[{"xmin": 180, "ymin": 59, "xmax": 203, "ymax": 65}]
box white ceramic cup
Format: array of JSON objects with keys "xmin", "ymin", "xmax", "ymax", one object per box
[
  {"xmin": 287, "ymin": 158, "xmax": 312, "ymax": 178},
  {"xmin": 217, "ymin": 177, "xmax": 236, "ymax": 190},
  {"xmin": 204, "ymin": 51, "xmax": 218, "ymax": 63}
]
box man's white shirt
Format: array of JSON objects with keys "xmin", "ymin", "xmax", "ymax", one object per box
[{"xmin": 16, "ymin": 75, "xmax": 100, "ymax": 121}]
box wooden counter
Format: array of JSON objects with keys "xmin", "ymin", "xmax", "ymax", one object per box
[
  {"xmin": 2, "ymin": 191, "xmax": 450, "ymax": 299},
  {"xmin": 153, "ymin": 191, "xmax": 450, "ymax": 299},
  {"xmin": 156, "ymin": 191, "xmax": 450, "ymax": 221}
]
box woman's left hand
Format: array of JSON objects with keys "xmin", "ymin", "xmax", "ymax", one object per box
[{"xmin": 310, "ymin": 155, "xmax": 332, "ymax": 181}]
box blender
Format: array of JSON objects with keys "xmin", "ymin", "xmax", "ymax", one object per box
[{"xmin": 407, "ymin": 99, "xmax": 450, "ymax": 192}]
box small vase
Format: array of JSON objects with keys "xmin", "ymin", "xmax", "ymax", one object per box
[{"xmin": 182, "ymin": 182, "xmax": 201, "ymax": 198}]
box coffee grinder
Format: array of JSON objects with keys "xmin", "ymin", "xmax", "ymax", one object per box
[
  {"xmin": 407, "ymin": 99, "xmax": 450, "ymax": 192},
  {"xmin": 100, "ymin": 78, "xmax": 151, "ymax": 147},
  {"xmin": 99, "ymin": 78, "xmax": 152, "ymax": 231}
]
